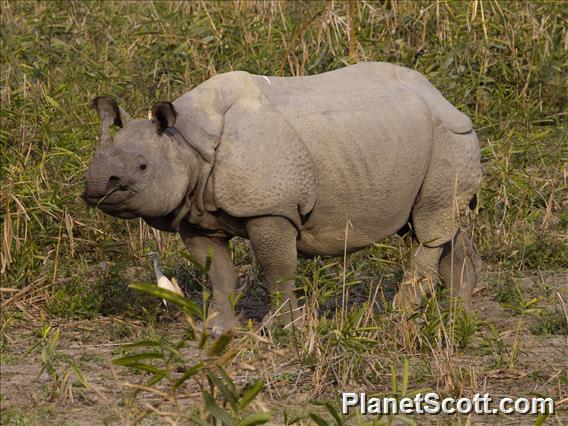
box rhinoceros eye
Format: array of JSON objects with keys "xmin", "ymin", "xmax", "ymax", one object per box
[{"xmin": 136, "ymin": 155, "xmax": 147, "ymax": 171}]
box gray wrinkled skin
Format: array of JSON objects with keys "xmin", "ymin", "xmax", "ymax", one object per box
[{"xmin": 84, "ymin": 62, "xmax": 481, "ymax": 332}]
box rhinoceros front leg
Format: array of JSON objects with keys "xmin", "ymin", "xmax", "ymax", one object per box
[
  {"xmin": 393, "ymin": 242, "xmax": 443, "ymax": 312},
  {"xmin": 179, "ymin": 224, "xmax": 238, "ymax": 333},
  {"xmin": 245, "ymin": 216, "xmax": 301, "ymax": 328}
]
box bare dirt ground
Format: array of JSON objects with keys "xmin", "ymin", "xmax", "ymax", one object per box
[{"xmin": 1, "ymin": 269, "xmax": 567, "ymax": 425}]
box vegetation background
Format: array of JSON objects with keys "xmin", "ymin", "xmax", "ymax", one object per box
[{"xmin": 1, "ymin": 1, "xmax": 566, "ymax": 424}]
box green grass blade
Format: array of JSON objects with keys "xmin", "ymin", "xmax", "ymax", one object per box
[
  {"xmin": 323, "ymin": 402, "xmax": 343, "ymax": 426},
  {"xmin": 115, "ymin": 362, "xmax": 165, "ymax": 375},
  {"xmin": 207, "ymin": 372, "xmax": 239, "ymax": 411},
  {"xmin": 145, "ymin": 372, "xmax": 166, "ymax": 387},
  {"xmin": 173, "ymin": 362, "xmax": 203, "ymax": 391},
  {"xmin": 308, "ymin": 413, "xmax": 329, "ymax": 426},
  {"xmin": 112, "ymin": 352, "xmax": 163, "ymax": 366},
  {"xmin": 401, "ymin": 358, "xmax": 409, "ymax": 397},
  {"xmin": 238, "ymin": 380, "xmax": 265, "ymax": 411},
  {"xmin": 237, "ymin": 412, "xmax": 272, "ymax": 426},
  {"xmin": 204, "ymin": 391, "xmax": 235, "ymax": 426},
  {"xmin": 207, "ymin": 329, "xmax": 234, "ymax": 356},
  {"xmin": 129, "ymin": 283, "xmax": 201, "ymax": 317}
]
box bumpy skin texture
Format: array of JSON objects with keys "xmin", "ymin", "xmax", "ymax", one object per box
[
  {"xmin": 84, "ymin": 62, "xmax": 482, "ymax": 331},
  {"xmin": 246, "ymin": 216, "xmax": 301, "ymax": 325},
  {"xmin": 214, "ymin": 98, "xmax": 317, "ymax": 230}
]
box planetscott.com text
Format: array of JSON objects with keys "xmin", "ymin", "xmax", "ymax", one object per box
[{"xmin": 341, "ymin": 392, "xmax": 554, "ymax": 415}]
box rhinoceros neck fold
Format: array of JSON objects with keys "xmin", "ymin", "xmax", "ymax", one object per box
[
  {"xmin": 165, "ymin": 127, "xmax": 213, "ymax": 163},
  {"xmin": 170, "ymin": 187, "xmax": 193, "ymax": 232},
  {"xmin": 165, "ymin": 126, "xmax": 214, "ymax": 217}
]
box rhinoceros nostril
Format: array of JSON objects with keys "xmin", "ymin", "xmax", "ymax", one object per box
[{"xmin": 108, "ymin": 176, "xmax": 121, "ymax": 189}]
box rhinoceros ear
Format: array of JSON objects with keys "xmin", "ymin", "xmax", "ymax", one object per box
[
  {"xmin": 152, "ymin": 102, "xmax": 177, "ymax": 133},
  {"xmin": 91, "ymin": 96, "xmax": 132, "ymax": 145},
  {"xmin": 91, "ymin": 96, "xmax": 130, "ymax": 128}
]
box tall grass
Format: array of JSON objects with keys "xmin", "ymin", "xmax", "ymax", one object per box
[{"xmin": 1, "ymin": 0, "xmax": 565, "ymax": 323}]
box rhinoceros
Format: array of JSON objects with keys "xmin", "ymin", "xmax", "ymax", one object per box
[{"xmin": 84, "ymin": 62, "xmax": 481, "ymax": 331}]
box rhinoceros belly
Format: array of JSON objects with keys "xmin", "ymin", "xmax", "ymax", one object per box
[{"xmin": 255, "ymin": 66, "xmax": 433, "ymax": 256}]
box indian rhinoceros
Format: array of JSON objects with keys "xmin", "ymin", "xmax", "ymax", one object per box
[{"xmin": 83, "ymin": 62, "xmax": 481, "ymax": 331}]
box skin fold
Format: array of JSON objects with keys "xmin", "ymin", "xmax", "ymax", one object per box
[{"xmin": 84, "ymin": 62, "xmax": 481, "ymax": 332}]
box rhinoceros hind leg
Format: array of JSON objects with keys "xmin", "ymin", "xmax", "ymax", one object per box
[
  {"xmin": 393, "ymin": 242, "xmax": 443, "ymax": 312},
  {"xmin": 394, "ymin": 128, "xmax": 480, "ymax": 313}
]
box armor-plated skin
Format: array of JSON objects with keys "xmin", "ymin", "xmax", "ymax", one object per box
[{"xmin": 84, "ymin": 62, "xmax": 481, "ymax": 331}]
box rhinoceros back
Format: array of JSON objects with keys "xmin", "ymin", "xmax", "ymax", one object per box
[{"xmin": 252, "ymin": 63, "xmax": 446, "ymax": 253}]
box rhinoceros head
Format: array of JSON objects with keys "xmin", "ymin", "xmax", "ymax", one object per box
[{"xmin": 83, "ymin": 97, "xmax": 195, "ymax": 219}]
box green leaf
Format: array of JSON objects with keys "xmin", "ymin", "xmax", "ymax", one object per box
[
  {"xmin": 534, "ymin": 413, "xmax": 549, "ymax": 426},
  {"xmin": 283, "ymin": 411, "xmax": 304, "ymax": 425},
  {"xmin": 145, "ymin": 373, "xmax": 166, "ymax": 387},
  {"xmin": 45, "ymin": 95, "xmax": 60, "ymax": 108},
  {"xmin": 401, "ymin": 358, "xmax": 409, "ymax": 397},
  {"xmin": 22, "ymin": 341, "xmax": 41, "ymax": 359},
  {"xmin": 120, "ymin": 339, "xmax": 162, "ymax": 349},
  {"xmin": 523, "ymin": 298, "xmax": 541, "ymax": 308},
  {"xmin": 129, "ymin": 283, "xmax": 201, "ymax": 317},
  {"xmin": 308, "ymin": 413, "xmax": 329, "ymax": 426},
  {"xmin": 208, "ymin": 372, "xmax": 238, "ymax": 411},
  {"xmin": 218, "ymin": 366, "xmax": 238, "ymax": 396},
  {"xmin": 228, "ymin": 291, "xmax": 243, "ymax": 310},
  {"xmin": 198, "ymin": 329, "xmax": 210, "ymax": 349},
  {"xmin": 237, "ymin": 412, "xmax": 272, "ymax": 426},
  {"xmin": 173, "ymin": 40, "xmax": 190, "ymax": 55},
  {"xmin": 69, "ymin": 362, "xmax": 89, "ymax": 388},
  {"xmin": 115, "ymin": 362, "xmax": 165, "ymax": 375},
  {"xmin": 204, "ymin": 391, "xmax": 235, "ymax": 426},
  {"xmin": 238, "ymin": 380, "xmax": 264, "ymax": 411},
  {"xmin": 174, "ymin": 362, "xmax": 203, "ymax": 391},
  {"xmin": 323, "ymin": 402, "xmax": 343, "ymax": 426},
  {"xmin": 113, "ymin": 352, "xmax": 163, "ymax": 366},
  {"xmin": 207, "ymin": 329, "xmax": 234, "ymax": 356},
  {"xmin": 390, "ymin": 364, "xmax": 397, "ymax": 395}
]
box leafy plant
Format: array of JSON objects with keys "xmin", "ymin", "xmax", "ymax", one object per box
[
  {"xmin": 25, "ymin": 319, "xmax": 87, "ymax": 403},
  {"xmin": 112, "ymin": 282, "xmax": 272, "ymax": 425}
]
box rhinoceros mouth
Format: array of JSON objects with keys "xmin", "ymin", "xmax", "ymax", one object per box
[
  {"xmin": 83, "ymin": 187, "xmax": 136, "ymax": 209},
  {"xmin": 103, "ymin": 209, "xmax": 138, "ymax": 219}
]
